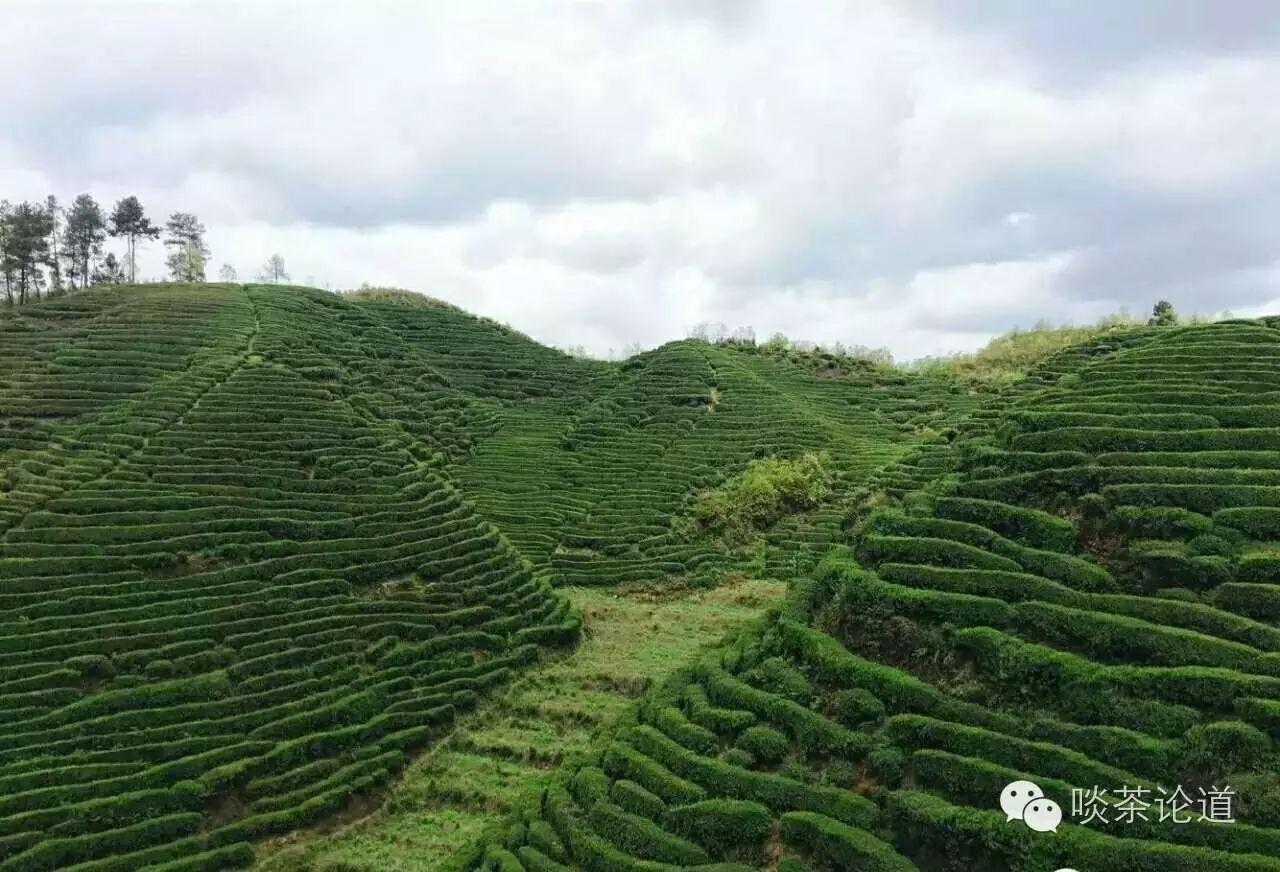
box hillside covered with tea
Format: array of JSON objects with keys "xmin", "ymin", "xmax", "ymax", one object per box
[
  {"xmin": 0, "ymin": 283, "xmax": 978, "ymax": 872},
  {"xmin": 482, "ymin": 320, "xmax": 1280, "ymax": 872},
  {"xmin": 8, "ymin": 284, "xmax": 1280, "ymax": 872}
]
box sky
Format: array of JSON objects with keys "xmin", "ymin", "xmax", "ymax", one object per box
[{"xmin": 3, "ymin": 0, "xmax": 1279, "ymax": 360}]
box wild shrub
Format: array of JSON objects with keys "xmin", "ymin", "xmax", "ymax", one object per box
[{"xmin": 688, "ymin": 453, "xmax": 833, "ymax": 546}]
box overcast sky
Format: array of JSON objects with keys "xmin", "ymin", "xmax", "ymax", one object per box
[{"xmin": 3, "ymin": 1, "xmax": 1279, "ymax": 359}]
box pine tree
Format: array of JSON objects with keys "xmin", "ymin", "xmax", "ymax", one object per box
[
  {"xmin": 45, "ymin": 195, "xmax": 62, "ymax": 295},
  {"xmin": 0, "ymin": 201, "xmax": 13, "ymax": 306},
  {"xmin": 0, "ymin": 201, "xmax": 54, "ymax": 304},
  {"xmin": 108, "ymin": 196, "xmax": 159, "ymax": 283},
  {"xmin": 62, "ymin": 194, "xmax": 107, "ymax": 290},
  {"xmin": 163, "ymin": 212, "xmax": 210, "ymax": 282}
]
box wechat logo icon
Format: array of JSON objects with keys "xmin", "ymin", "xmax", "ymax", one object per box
[{"xmin": 1001, "ymin": 780, "xmax": 1063, "ymax": 833}]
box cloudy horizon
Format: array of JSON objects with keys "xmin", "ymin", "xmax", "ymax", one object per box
[{"xmin": 3, "ymin": 0, "xmax": 1279, "ymax": 360}]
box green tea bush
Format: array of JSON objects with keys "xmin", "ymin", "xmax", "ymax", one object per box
[
  {"xmin": 933, "ymin": 497, "xmax": 1075, "ymax": 551},
  {"xmin": 665, "ymin": 799, "xmax": 772, "ymax": 858},
  {"xmin": 586, "ymin": 800, "xmax": 710, "ymax": 865},
  {"xmin": 741, "ymin": 657, "xmax": 816, "ymax": 706},
  {"xmin": 1178, "ymin": 720, "xmax": 1272, "ymax": 777},
  {"xmin": 735, "ymin": 726, "xmax": 790, "ymax": 765},
  {"xmin": 610, "ymin": 780, "xmax": 667, "ymax": 821},
  {"xmin": 780, "ymin": 811, "xmax": 919, "ymax": 872},
  {"xmin": 1215, "ymin": 507, "xmax": 1280, "ymax": 538},
  {"xmin": 830, "ymin": 688, "xmax": 886, "ymax": 727}
]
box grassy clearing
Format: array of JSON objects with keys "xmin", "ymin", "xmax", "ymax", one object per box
[{"xmin": 253, "ymin": 578, "xmax": 785, "ymax": 872}]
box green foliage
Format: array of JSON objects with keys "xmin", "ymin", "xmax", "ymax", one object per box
[
  {"xmin": 666, "ymin": 799, "xmax": 773, "ymax": 859},
  {"xmin": 830, "ymin": 688, "xmax": 885, "ymax": 727},
  {"xmin": 780, "ymin": 811, "xmax": 919, "ymax": 872},
  {"xmin": 1109, "ymin": 505, "xmax": 1214, "ymax": 539},
  {"xmin": 341, "ymin": 285, "xmax": 460, "ymax": 309},
  {"xmin": 162, "ymin": 212, "xmax": 209, "ymax": 283},
  {"xmin": 689, "ymin": 453, "xmax": 833, "ymax": 546},
  {"xmin": 1179, "ymin": 720, "xmax": 1272, "ymax": 777},
  {"xmin": 886, "ymin": 790, "xmax": 1280, "ymax": 872},
  {"xmin": 700, "ymin": 661, "xmax": 870, "ymax": 758},
  {"xmin": 742, "ymin": 657, "xmax": 816, "ymax": 706},
  {"xmin": 735, "ymin": 726, "xmax": 790, "ymax": 765},
  {"xmin": 682, "ymin": 684, "xmax": 756, "ymax": 735},
  {"xmin": 602, "ymin": 742, "xmax": 707, "ymax": 806},
  {"xmin": 647, "ymin": 705, "xmax": 720, "ymax": 756},
  {"xmin": 910, "ymin": 317, "xmax": 1137, "ymax": 386},
  {"xmin": 107, "ymin": 194, "xmax": 160, "ymax": 282},
  {"xmin": 610, "ymin": 780, "xmax": 667, "ymax": 821},
  {"xmin": 586, "ymin": 799, "xmax": 710, "ymax": 865},
  {"xmin": 631, "ymin": 724, "xmax": 879, "ymax": 827},
  {"xmin": 933, "ymin": 496, "xmax": 1076, "ymax": 551},
  {"xmin": 1149, "ymin": 299, "xmax": 1179, "ymax": 326},
  {"xmin": 1215, "ymin": 507, "xmax": 1280, "ymax": 538}
]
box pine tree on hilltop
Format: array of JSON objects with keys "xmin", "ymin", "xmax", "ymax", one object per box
[
  {"xmin": 44, "ymin": 195, "xmax": 62, "ymax": 294},
  {"xmin": 62, "ymin": 194, "xmax": 107, "ymax": 290},
  {"xmin": 163, "ymin": 212, "xmax": 210, "ymax": 283},
  {"xmin": 0, "ymin": 200, "xmax": 55, "ymax": 304},
  {"xmin": 108, "ymin": 195, "xmax": 159, "ymax": 283}
]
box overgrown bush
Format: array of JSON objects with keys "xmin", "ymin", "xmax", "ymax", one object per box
[{"xmin": 689, "ymin": 453, "xmax": 833, "ymax": 545}]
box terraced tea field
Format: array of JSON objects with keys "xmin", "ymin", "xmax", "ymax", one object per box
[
  {"xmin": 19, "ymin": 284, "xmax": 1275, "ymax": 872},
  {"xmin": 362, "ymin": 300, "xmax": 975, "ymax": 588},
  {"xmin": 0, "ymin": 285, "xmax": 586, "ymax": 871},
  {"xmin": 481, "ymin": 320, "xmax": 1280, "ymax": 872},
  {"xmin": 0, "ymin": 284, "xmax": 981, "ymax": 871}
]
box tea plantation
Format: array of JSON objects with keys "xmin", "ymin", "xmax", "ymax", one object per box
[
  {"xmin": 479, "ymin": 319, "xmax": 1280, "ymax": 872},
  {"xmin": 0, "ymin": 284, "xmax": 981, "ymax": 871},
  {"xmin": 360, "ymin": 298, "xmax": 976, "ymax": 588},
  {"xmin": 0, "ymin": 285, "xmax": 582, "ymax": 871},
  {"xmin": 13, "ymin": 284, "xmax": 1277, "ymax": 872}
]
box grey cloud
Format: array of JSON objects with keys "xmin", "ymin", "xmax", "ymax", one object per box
[
  {"xmin": 911, "ymin": 303, "xmax": 1066, "ymax": 335},
  {"xmin": 961, "ymin": 172, "xmax": 1280, "ymax": 311},
  {"xmin": 250, "ymin": 160, "xmax": 663, "ymax": 229},
  {"xmin": 909, "ymin": 0, "xmax": 1280, "ymax": 83},
  {"xmin": 648, "ymin": 0, "xmax": 763, "ymax": 28}
]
